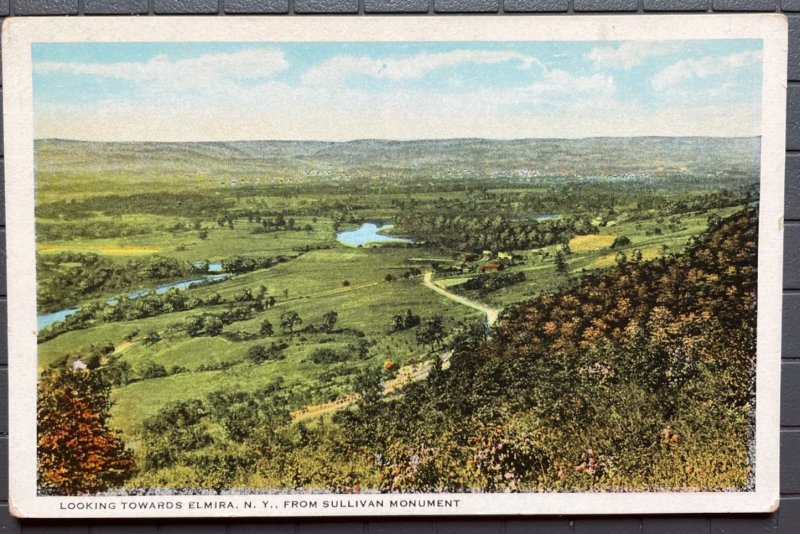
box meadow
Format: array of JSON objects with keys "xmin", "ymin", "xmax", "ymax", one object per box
[{"xmin": 34, "ymin": 137, "xmax": 760, "ymax": 495}]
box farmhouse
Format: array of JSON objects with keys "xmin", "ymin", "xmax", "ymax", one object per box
[{"xmin": 479, "ymin": 262, "xmax": 503, "ymax": 273}]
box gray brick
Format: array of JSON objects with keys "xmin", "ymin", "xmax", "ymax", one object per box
[
  {"xmin": 711, "ymin": 515, "xmax": 777, "ymax": 534},
  {"xmin": 788, "ymin": 86, "xmax": 800, "ymax": 152},
  {"xmin": 712, "ymin": 0, "xmax": 778, "ymax": 9},
  {"xmin": 13, "ymin": 0, "xmax": 78, "ymax": 15},
  {"xmin": 783, "ymin": 431, "xmax": 800, "ymax": 493},
  {"xmin": 434, "ymin": 0, "xmax": 500, "ymax": 11},
  {"xmin": 158, "ymin": 524, "xmax": 226, "ymax": 534},
  {"xmin": 0, "ymin": 230, "xmax": 6, "ymax": 298},
  {"xmin": 787, "ymin": 154, "xmax": 800, "ymax": 220},
  {"xmin": 786, "ymin": 294, "xmax": 800, "ymax": 359},
  {"xmin": 786, "ymin": 224, "xmax": 800, "ymax": 289},
  {"xmin": 364, "ymin": 0, "xmax": 431, "ymax": 11},
  {"xmin": 0, "ymin": 164, "xmax": 5, "ymax": 225},
  {"xmin": 574, "ymin": 519, "xmax": 640, "ymax": 534},
  {"xmin": 153, "ymin": 0, "xmax": 220, "ymax": 13},
  {"xmin": 224, "ymin": 0, "xmax": 290, "ymax": 12},
  {"xmin": 228, "ymin": 522, "xmax": 295, "ymax": 534},
  {"xmin": 0, "ymin": 506, "xmax": 21, "ymax": 534},
  {"xmin": 790, "ymin": 17, "xmax": 800, "ymax": 82},
  {"xmin": 782, "ymin": 362, "xmax": 800, "ymax": 426},
  {"xmin": 84, "ymin": 0, "xmax": 149, "ymax": 14},
  {"xmin": 785, "ymin": 0, "xmax": 800, "ymax": 11},
  {"xmin": 294, "ymin": 0, "xmax": 360, "ymax": 12},
  {"xmin": 0, "ymin": 438, "xmax": 6, "ymax": 501},
  {"xmin": 643, "ymin": 0, "xmax": 710, "ymax": 10},
  {"xmin": 0, "ymin": 368, "xmax": 6, "ymax": 434},
  {"xmin": 437, "ymin": 521, "xmax": 504, "ymax": 534},
  {"xmin": 506, "ymin": 518, "xmax": 571, "ymax": 534},
  {"xmin": 296, "ymin": 523, "xmax": 363, "ymax": 534},
  {"xmin": 0, "ymin": 299, "xmax": 7, "ymax": 366},
  {"xmin": 643, "ymin": 518, "xmax": 709, "ymax": 534},
  {"xmin": 367, "ymin": 521, "xmax": 435, "ymax": 534},
  {"xmin": 504, "ymin": 0, "xmax": 568, "ymax": 11},
  {"xmin": 21, "ymin": 524, "xmax": 89, "ymax": 534},
  {"xmin": 0, "ymin": 90, "xmax": 4, "ymax": 158},
  {"xmin": 574, "ymin": 0, "xmax": 638, "ymax": 11},
  {"xmin": 779, "ymin": 497, "xmax": 800, "ymax": 533}
]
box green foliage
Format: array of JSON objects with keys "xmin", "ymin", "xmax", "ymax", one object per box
[
  {"xmin": 247, "ymin": 343, "xmax": 286, "ymax": 364},
  {"xmin": 461, "ymin": 271, "xmax": 526, "ymax": 295},
  {"xmin": 280, "ymin": 311, "xmax": 303, "ymax": 334},
  {"xmin": 259, "ymin": 319, "xmax": 274, "ymax": 337},
  {"xmin": 310, "ymin": 347, "xmax": 349, "ymax": 365},
  {"xmin": 610, "ymin": 235, "xmax": 631, "ymax": 249},
  {"xmin": 391, "ymin": 309, "xmax": 420, "ymax": 332},
  {"xmin": 416, "ymin": 315, "xmax": 445, "ymax": 350},
  {"xmin": 321, "ymin": 311, "xmax": 338, "ymax": 333}
]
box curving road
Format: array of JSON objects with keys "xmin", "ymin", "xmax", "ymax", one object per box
[{"xmin": 422, "ymin": 272, "xmax": 499, "ymax": 326}]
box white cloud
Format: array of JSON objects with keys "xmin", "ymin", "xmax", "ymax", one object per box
[
  {"xmin": 586, "ymin": 42, "xmax": 672, "ymax": 70},
  {"xmin": 524, "ymin": 69, "xmax": 615, "ymax": 102},
  {"xmin": 32, "ymin": 46, "xmax": 760, "ymax": 142},
  {"xmin": 34, "ymin": 49, "xmax": 290, "ymax": 85},
  {"xmin": 300, "ymin": 49, "xmax": 544, "ymax": 86},
  {"xmin": 652, "ymin": 50, "xmax": 760, "ymax": 93}
]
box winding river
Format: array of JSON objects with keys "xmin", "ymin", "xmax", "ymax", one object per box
[{"xmin": 37, "ymin": 273, "xmax": 230, "ymax": 330}]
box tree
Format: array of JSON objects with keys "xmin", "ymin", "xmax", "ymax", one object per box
[
  {"xmin": 385, "ymin": 274, "xmax": 396, "ymax": 282},
  {"xmin": 37, "ymin": 368, "xmax": 135, "ymax": 495},
  {"xmin": 204, "ymin": 315, "xmax": 224, "ymax": 336},
  {"xmin": 198, "ymin": 229, "xmax": 209, "ymax": 240},
  {"xmin": 322, "ymin": 311, "xmax": 339, "ymax": 333},
  {"xmin": 233, "ymin": 288, "xmax": 253, "ymax": 302},
  {"xmin": 260, "ymin": 319, "xmax": 274, "ymax": 337},
  {"xmin": 141, "ymin": 362, "xmax": 167, "ymax": 380},
  {"xmin": 144, "ymin": 331, "xmax": 161, "ymax": 345},
  {"xmin": 554, "ymin": 250, "xmax": 568, "ymax": 275},
  {"xmin": 416, "ymin": 315, "xmax": 445, "ymax": 349},
  {"xmin": 280, "ymin": 311, "xmax": 302, "ymax": 334},
  {"xmin": 185, "ymin": 315, "xmax": 205, "ymax": 337},
  {"xmin": 247, "ymin": 345, "xmax": 268, "ymax": 363},
  {"xmin": 610, "ymin": 236, "xmax": 631, "ymax": 249}
]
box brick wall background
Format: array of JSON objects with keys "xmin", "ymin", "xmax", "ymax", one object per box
[{"xmin": 0, "ymin": 0, "xmax": 797, "ymax": 532}]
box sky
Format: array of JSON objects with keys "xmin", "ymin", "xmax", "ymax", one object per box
[{"xmin": 31, "ymin": 39, "xmax": 763, "ymax": 142}]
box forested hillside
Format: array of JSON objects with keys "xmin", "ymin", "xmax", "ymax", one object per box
[{"xmin": 333, "ymin": 208, "xmax": 757, "ymax": 492}]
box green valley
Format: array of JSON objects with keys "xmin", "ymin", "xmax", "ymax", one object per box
[{"xmin": 34, "ymin": 136, "xmax": 760, "ymax": 495}]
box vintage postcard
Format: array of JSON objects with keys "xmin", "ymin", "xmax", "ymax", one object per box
[{"xmin": 3, "ymin": 15, "xmax": 786, "ymax": 517}]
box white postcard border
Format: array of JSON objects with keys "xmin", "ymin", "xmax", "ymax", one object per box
[{"xmin": 3, "ymin": 14, "xmax": 787, "ymax": 518}]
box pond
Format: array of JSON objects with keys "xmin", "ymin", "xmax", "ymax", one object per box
[
  {"xmin": 336, "ymin": 222, "xmax": 413, "ymax": 247},
  {"xmin": 37, "ymin": 274, "xmax": 231, "ymax": 330}
]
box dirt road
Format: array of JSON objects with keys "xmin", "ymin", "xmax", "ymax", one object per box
[{"xmin": 422, "ymin": 271, "xmax": 499, "ymax": 326}]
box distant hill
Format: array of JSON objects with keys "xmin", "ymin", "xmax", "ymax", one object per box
[{"xmin": 35, "ymin": 137, "xmax": 760, "ymax": 186}]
